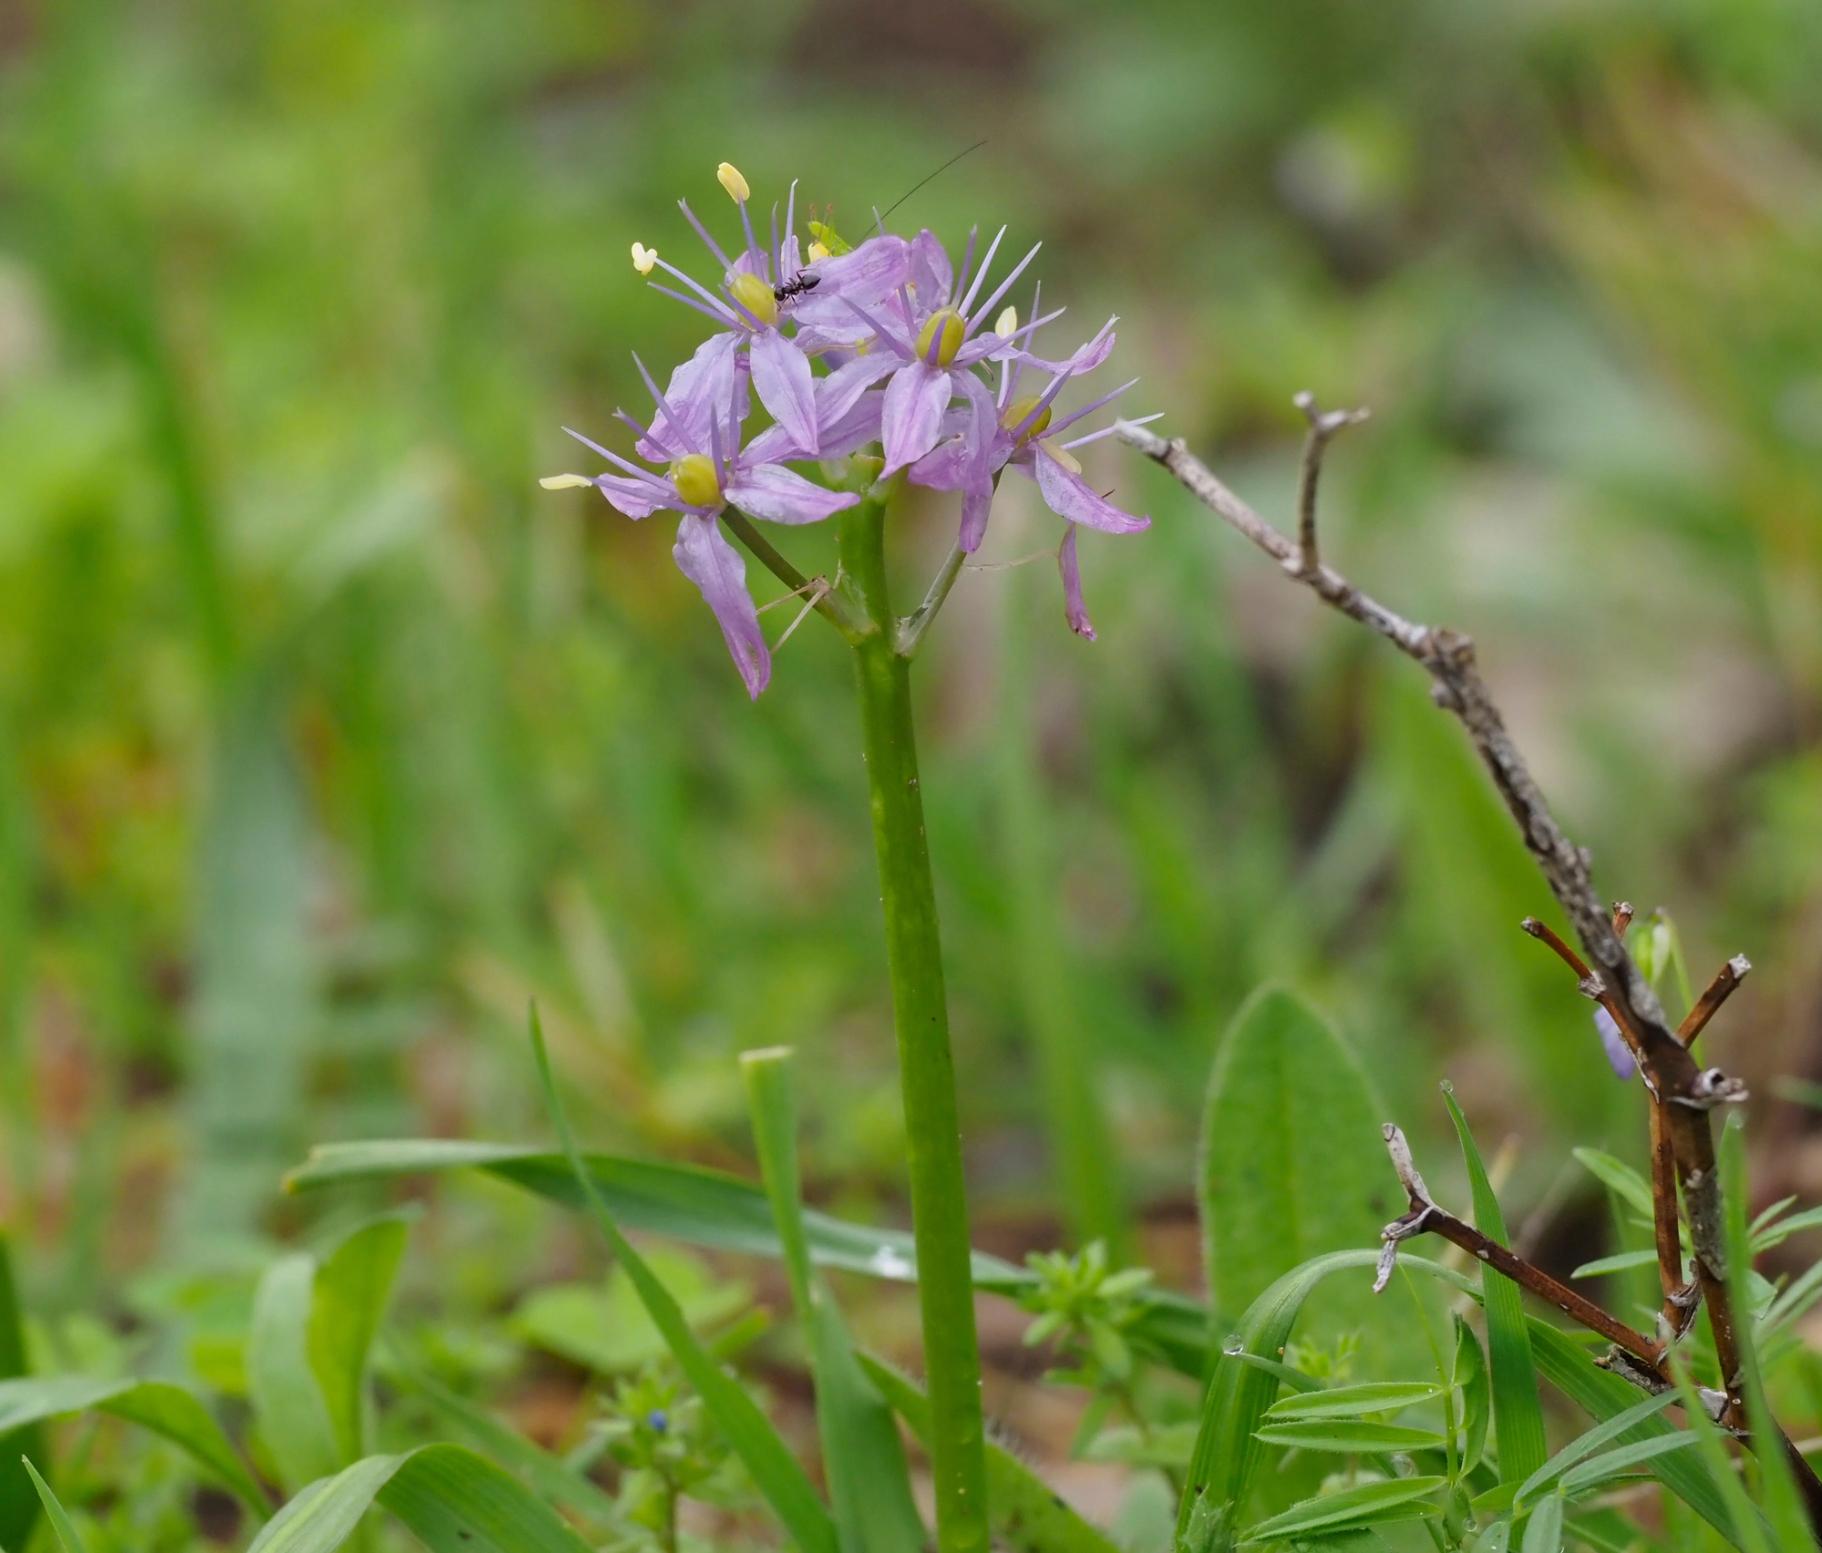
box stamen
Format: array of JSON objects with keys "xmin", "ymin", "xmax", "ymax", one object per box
[
  {"xmin": 956, "ymin": 225, "xmax": 1006, "ymax": 318},
  {"xmin": 1061, "ymin": 411, "xmax": 1162, "ymax": 450},
  {"xmin": 1045, "ymin": 377, "xmax": 1141, "ymax": 439},
  {"xmin": 769, "ymin": 201, "xmax": 781, "ymax": 282},
  {"xmin": 647, "ymin": 283, "xmax": 739, "ymax": 329},
  {"xmin": 630, "ymin": 242, "xmax": 658, "ymax": 275},
  {"xmin": 807, "ymin": 240, "xmax": 831, "ymax": 263},
  {"xmin": 967, "ymin": 241, "xmax": 1042, "ymax": 332},
  {"xmin": 631, "ymin": 352, "xmax": 692, "ymax": 451},
  {"xmin": 716, "ymin": 162, "xmax": 751, "ymax": 203},
  {"xmin": 952, "ymin": 225, "xmax": 979, "ymax": 304},
  {"xmin": 840, "ymin": 297, "xmax": 912, "ymax": 357},
  {"xmin": 648, "ymin": 255, "xmax": 740, "ymax": 323},
  {"xmin": 677, "ymin": 199, "xmax": 734, "ymax": 273},
  {"xmin": 994, "ymin": 305, "xmax": 1018, "ymax": 338},
  {"xmin": 539, "ymin": 473, "xmax": 594, "ymax": 490},
  {"xmin": 783, "ymin": 179, "xmax": 798, "ymax": 265},
  {"xmin": 561, "ymin": 426, "xmax": 672, "ymax": 490}
]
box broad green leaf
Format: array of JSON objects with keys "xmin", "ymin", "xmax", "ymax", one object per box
[
  {"xmin": 308, "ymin": 1214, "xmax": 409, "ymax": 1466},
  {"xmin": 528, "ymin": 1011, "xmax": 837, "ymax": 1553},
  {"xmin": 400, "ymin": 1365, "xmax": 625, "ymax": 1530},
  {"xmin": 860, "ymin": 1355, "xmax": 1121, "ymax": 1553},
  {"xmin": 1265, "ymin": 1381, "xmax": 1444, "ymax": 1419},
  {"xmin": 1470, "ymin": 1522, "xmax": 1511, "ymax": 1551},
  {"xmin": 1454, "ymin": 1317, "xmax": 1490, "ymax": 1478},
  {"xmin": 1237, "ymin": 1476, "xmax": 1445, "ymax": 1543},
  {"xmin": 1444, "ymin": 1085, "xmax": 1546, "ymax": 1484},
  {"xmin": 511, "ymin": 1250, "xmax": 750, "ymax": 1374},
  {"xmin": 21, "ymin": 1461, "xmax": 85, "ymax": 1553},
  {"xmin": 1558, "ymin": 1433, "xmax": 1699, "ymax": 1496},
  {"xmin": 1200, "ymin": 989, "xmax": 1396, "ymax": 1332},
  {"xmin": 1253, "ymin": 1418, "xmax": 1446, "ymax": 1453},
  {"xmin": 250, "ymin": 1252, "xmax": 340, "ymax": 1488},
  {"xmin": 1519, "ymin": 1491, "xmax": 1561, "ymax": 1553},
  {"xmin": 742, "ymin": 1047, "xmax": 923, "ymax": 1553},
  {"xmin": 1513, "ymin": 1390, "xmax": 1678, "ymax": 1507},
  {"xmin": 0, "ymin": 1376, "xmax": 268, "ymax": 1512},
  {"xmin": 246, "ymin": 1444, "xmax": 594, "ymax": 1553},
  {"xmin": 0, "ymin": 1234, "xmax": 43, "ymax": 1552}
]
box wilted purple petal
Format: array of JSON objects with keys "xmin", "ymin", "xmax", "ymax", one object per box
[
  {"xmin": 725, "ymin": 463, "xmax": 860, "ymax": 525},
  {"xmin": 594, "ymin": 473, "xmax": 674, "ymax": 520},
  {"xmin": 880, "ymin": 361, "xmax": 955, "ymax": 475},
  {"xmin": 1058, "ymin": 526, "xmax": 1096, "ymax": 641},
  {"xmin": 749, "ymin": 328, "xmax": 820, "ymax": 456},
  {"xmin": 673, "ymin": 514, "xmax": 769, "ymax": 699},
  {"xmin": 1593, "ymin": 1008, "xmax": 1635, "ymax": 1078},
  {"xmin": 1034, "ymin": 447, "xmax": 1150, "ymax": 534}
]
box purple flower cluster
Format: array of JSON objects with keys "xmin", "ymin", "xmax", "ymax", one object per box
[{"xmin": 543, "ymin": 162, "xmax": 1154, "ymax": 696}]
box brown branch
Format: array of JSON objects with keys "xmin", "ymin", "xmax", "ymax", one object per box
[
  {"xmin": 1679, "ymin": 954, "xmax": 1752, "ymax": 1047},
  {"xmin": 1377, "ymin": 1127, "xmax": 1661, "ymax": 1365},
  {"xmin": 1120, "ymin": 409, "xmax": 1822, "ymax": 1528},
  {"xmin": 1612, "ymin": 901, "xmax": 1635, "ymax": 937},
  {"xmin": 1291, "ymin": 392, "xmax": 1368, "ymax": 578}
]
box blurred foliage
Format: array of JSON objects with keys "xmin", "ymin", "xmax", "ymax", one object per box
[{"xmin": 5, "ymin": 0, "xmax": 1822, "ymax": 1537}]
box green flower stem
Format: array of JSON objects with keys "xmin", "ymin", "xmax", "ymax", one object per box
[
  {"xmin": 839, "ymin": 488, "xmax": 990, "ymax": 1553},
  {"xmin": 721, "ymin": 508, "xmax": 873, "ymax": 643}
]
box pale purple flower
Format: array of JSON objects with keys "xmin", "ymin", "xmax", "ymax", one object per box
[
  {"xmin": 635, "ymin": 166, "xmax": 914, "ymax": 455},
  {"xmin": 544, "ymin": 349, "xmax": 858, "ymax": 699},
  {"xmin": 1593, "ymin": 1008, "xmax": 1635, "ymax": 1079}
]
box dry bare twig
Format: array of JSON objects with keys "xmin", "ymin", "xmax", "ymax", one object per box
[{"xmin": 1118, "ymin": 405, "xmax": 1822, "ymax": 1531}]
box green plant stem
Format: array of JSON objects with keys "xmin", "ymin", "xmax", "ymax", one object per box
[{"xmin": 839, "ymin": 490, "xmax": 990, "ymax": 1553}]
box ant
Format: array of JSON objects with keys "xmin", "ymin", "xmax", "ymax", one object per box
[{"xmin": 773, "ymin": 271, "xmax": 821, "ymax": 303}]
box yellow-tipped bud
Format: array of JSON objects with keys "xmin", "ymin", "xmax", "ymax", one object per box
[
  {"xmin": 716, "ymin": 162, "xmax": 750, "ymax": 203},
  {"xmin": 540, "ymin": 473, "xmax": 595, "ymax": 491},
  {"xmin": 807, "ymin": 240, "xmax": 830, "ymax": 264},
  {"xmin": 727, "ymin": 270, "xmax": 779, "ymax": 328},
  {"xmin": 915, "ymin": 307, "xmax": 966, "ymax": 368},
  {"xmin": 994, "ymin": 305, "xmax": 1018, "ymax": 338},
  {"xmin": 669, "ymin": 453, "xmax": 723, "ymax": 509},
  {"xmin": 630, "ymin": 242, "xmax": 658, "ymax": 276},
  {"xmin": 1003, "ymin": 396, "xmax": 1052, "ymax": 442}
]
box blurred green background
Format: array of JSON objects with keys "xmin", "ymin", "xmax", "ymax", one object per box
[{"xmin": 5, "ymin": 0, "xmax": 1822, "ymax": 1476}]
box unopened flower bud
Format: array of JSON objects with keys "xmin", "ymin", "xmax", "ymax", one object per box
[
  {"xmin": 716, "ymin": 161, "xmax": 750, "ymax": 203},
  {"xmin": 727, "ymin": 270, "xmax": 779, "ymax": 327},
  {"xmin": 670, "ymin": 453, "xmax": 723, "ymax": 509},
  {"xmin": 915, "ymin": 307, "xmax": 966, "ymax": 367}
]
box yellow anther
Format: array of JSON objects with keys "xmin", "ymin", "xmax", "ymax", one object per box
[
  {"xmin": 630, "ymin": 242, "xmax": 658, "ymax": 276},
  {"xmin": 807, "ymin": 240, "xmax": 830, "ymax": 264},
  {"xmin": 1003, "ymin": 396, "xmax": 1052, "ymax": 441},
  {"xmin": 716, "ymin": 162, "xmax": 750, "ymax": 203},
  {"xmin": 539, "ymin": 473, "xmax": 595, "ymax": 491},
  {"xmin": 727, "ymin": 270, "xmax": 779, "ymax": 327},
  {"xmin": 670, "ymin": 453, "xmax": 723, "ymax": 508},
  {"xmin": 915, "ymin": 307, "xmax": 966, "ymax": 368},
  {"xmin": 1043, "ymin": 443, "xmax": 1082, "ymax": 476},
  {"xmin": 994, "ymin": 305, "xmax": 1018, "ymax": 338}
]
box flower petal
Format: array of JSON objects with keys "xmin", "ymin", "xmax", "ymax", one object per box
[
  {"xmin": 725, "ymin": 463, "xmax": 860, "ymax": 525},
  {"xmin": 908, "ymin": 229, "xmax": 953, "ymax": 305},
  {"xmin": 881, "ymin": 361, "xmax": 955, "ymax": 475},
  {"xmin": 672, "ymin": 514, "xmax": 769, "ymax": 699},
  {"xmin": 595, "ymin": 473, "xmax": 673, "ymax": 520},
  {"xmin": 1058, "ymin": 526, "xmax": 1097, "ymax": 641},
  {"xmin": 749, "ymin": 328, "xmax": 820, "ymax": 456},
  {"xmin": 636, "ymin": 332, "xmax": 742, "ymax": 461},
  {"xmin": 1034, "ymin": 446, "xmax": 1150, "ymax": 534},
  {"xmin": 818, "ymin": 352, "xmax": 899, "ymax": 423}
]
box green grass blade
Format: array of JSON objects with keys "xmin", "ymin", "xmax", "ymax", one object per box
[
  {"xmin": 0, "ymin": 1235, "xmax": 43, "ymax": 1551},
  {"xmin": 1455, "ymin": 1316, "xmax": 1491, "ymax": 1478},
  {"xmin": 20, "ymin": 1460, "xmax": 85, "ymax": 1553},
  {"xmin": 246, "ymin": 1444, "xmax": 595, "ymax": 1553},
  {"xmin": 1557, "ymin": 1433, "xmax": 1700, "ymax": 1496},
  {"xmin": 0, "ymin": 1376, "xmax": 269, "ymax": 1513},
  {"xmin": 1512, "ymin": 1390, "xmax": 1679, "ymax": 1507},
  {"xmin": 741, "ymin": 1047, "xmax": 923, "ymax": 1553},
  {"xmin": 1237, "ymin": 1475, "xmax": 1446, "ymax": 1544},
  {"xmin": 528, "ymin": 1008, "xmax": 837, "ymax": 1553},
  {"xmin": 1518, "ymin": 1489, "xmax": 1561, "ymax": 1553},
  {"xmin": 1443, "ymin": 1084, "xmax": 1546, "ymax": 1484},
  {"xmin": 251, "ymin": 1252, "xmax": 341, "ymax": 1489},
  {"xmin": 859, "ymin": 1354, "xmax": 1122, "ymax": 1553}
]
